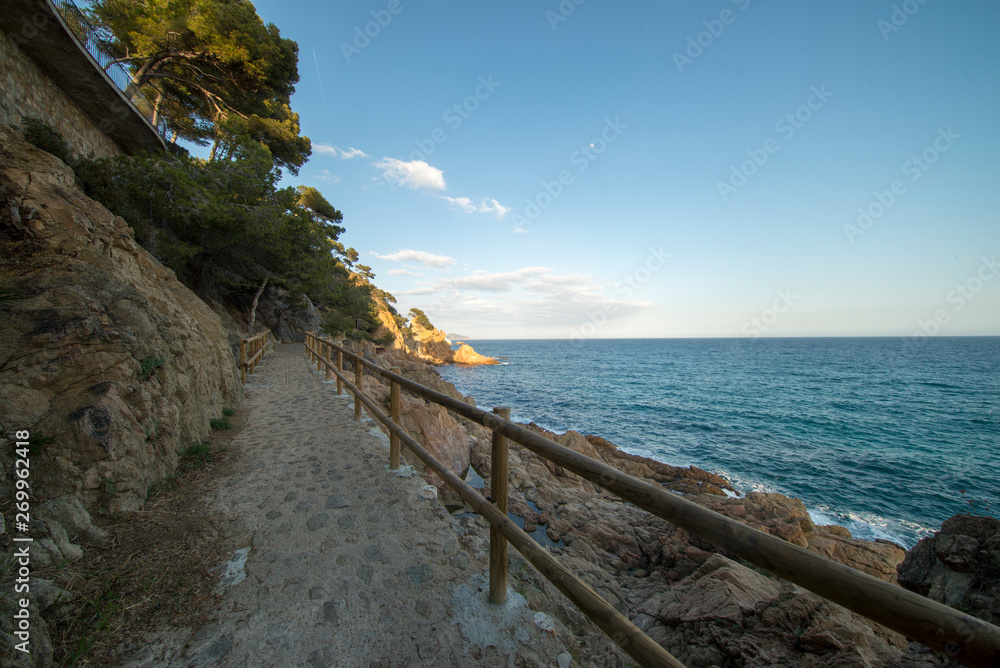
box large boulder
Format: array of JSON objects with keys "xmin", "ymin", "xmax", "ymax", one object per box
[
  {"xmin": 397, "ymin": 395, "xmax": 471, "ymax": 482},
  {"xmin": 0, "ymin": 124, "xmax": 241, "ymax": 562},
  {"xmin": 452, "ymin": 343, "xmax": 499, "ymax": 365},
  {"xmin": 897, "ymin": 514, "xmax": 1000, "ymax": 623},
  {"xmin": 637, "ymin": 554, "xmax": 906, "ymax": 667}
]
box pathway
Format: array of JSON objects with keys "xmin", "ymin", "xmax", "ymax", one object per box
[{"xmin": 124, "ymin": 343, "xmax": 575, "ymax": 667}]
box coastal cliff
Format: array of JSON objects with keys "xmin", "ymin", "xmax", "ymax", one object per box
[
  {"xmin": 0, "ymin": 125, "xmax": 241, "ymax": 559},
  {"xmin": 369, "ymin": 295, "xmax": 498, "ymax": 366}
]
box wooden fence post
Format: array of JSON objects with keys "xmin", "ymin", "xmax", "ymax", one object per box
[
  {"xmin": 490, "ymin": 406, "xmax": 512, "ymax": 605},
  {"xmin": 325, "ymin": 344, "xmax": 333, "ymax": 381},
  {"xmin": 336, "ymin": 350, "xmax": 344, "ymax": 395},
  {"xmin": 354, "ymin": 360, "xmax": 363, "ymax": 421},
  {"xmin": 316, "ymin": 340, "xmax": 323, "ymax": 372},
  {"xmin": 239, "ymin": 338, "xmax": 247, "ymax": 385},
  {"xmin": 390, "ymin": 367, "xmax": 401, "ymax": 469}
]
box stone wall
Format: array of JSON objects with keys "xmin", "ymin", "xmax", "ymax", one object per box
[{"xmin": 0, "ymin": 28, "xmax": 122, "ymax": 159}]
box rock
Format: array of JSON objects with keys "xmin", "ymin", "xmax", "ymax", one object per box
[
  {"xmin": 642, "ymin": 554, "xmax": 780, "ymax": 626},
  {"xmin": 256, "ymin": 289, "xmax": 318, "ymax": 342},
  {"xmin": 0, "ymin": 125, "xmax": 240, "ymax": 549},
  {"xmin": 898, "ymin": 514, "xmax": 1000, "ymax": 623},
  {"xmin": 451, "ymin": 343, "xmax": 498, "ymax": 366},
  {"xmin": 215, "ymin": 547, "xmax": 250, "ymax": 595},
  {"xmin": 397, "ymin": 396, "xmax": 470, "ymax": 483},
  {"xmin": 638, "ymin": 554, "xmax": 906, "ymax": 666},
  {"xmin": 804, "ymin": 530, "xmax": 906, "ymax": 583}
]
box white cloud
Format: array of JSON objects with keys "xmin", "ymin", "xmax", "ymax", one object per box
[
  {"xmin": 315, "ymin": 144, "xmax": 369, "ymax": 159},
  {"xmin": 442, "ymin": 196, "xmax": 511, "ymax": 220},
  {"xmin": 480, "ymin": 198, "xmax": 511, "ymax": 220},
  {"xmin": 375, "ymin": 158, "xmax": 447, "ymax": 191},
  {"xmin": 370, "ymin": 249, "xmax": 457, "ymax": 268},
  {"xmin": 442, "ymin": 196, "xmax": 477, "ymax": 213},
  {"xmin": 443, "ymin": 267, "xmax": 552, "ymax": 292},
  {"xmin": 316, "ymin": 170, "xmax": 340, "ymax": 183},
  {"xmin": 387, "ymin": 268, "xmax": 421, "ymax": 276},
  {"xmin": 400, "ymin": 267, "xmax": 653, "ymax": 328}
]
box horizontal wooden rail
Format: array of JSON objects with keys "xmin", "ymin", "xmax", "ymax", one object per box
[
  {"xmin": 239, "ymin": 330, "xmax": 272, "ymax": 385},
  {"xmin": 306, "ymin": 334, "xmax": 1000, "ymax": 668},
  {"xmin": 305, "ymin": 334, "xmax": 683, "ymax": 668}
]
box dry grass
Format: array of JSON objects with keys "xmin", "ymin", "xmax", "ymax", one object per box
[{"xmin": 41, "ymin": 414, "xmax": 245, "ymax": 666}]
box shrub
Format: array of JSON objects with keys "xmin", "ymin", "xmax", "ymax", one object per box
[
  {"xmin": 20, "ymin": 117, "xmax": 75, "ymax": 166},
  {"xmin": 209, "ymin": 417, "xmax": 231, "ymax": 430},
  {"xmin": 139, "ymin": 355, "xmax": 165, "ymax": 380}
]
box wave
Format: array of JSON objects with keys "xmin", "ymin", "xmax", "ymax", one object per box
[{"xmin": 808, "ymin": 507, "xmax": 933, "ymax": 549}]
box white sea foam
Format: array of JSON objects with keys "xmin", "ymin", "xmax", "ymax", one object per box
[{"xmin": 807, "ymin": 506, "xmax": 933, "ymax": 549}]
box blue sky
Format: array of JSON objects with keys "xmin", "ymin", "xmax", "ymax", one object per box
[{"xmin": 249, "ymin": 0, "xmax": 999, "ymax": 339}]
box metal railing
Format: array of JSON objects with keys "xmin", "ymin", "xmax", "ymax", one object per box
[
  {"xmin": 305, "ymin": 333, "xmax": 1000, "ymax": 668},
  {"xmin": 50, "ymin": 0, "xmax": 170, "ymax": 139}
]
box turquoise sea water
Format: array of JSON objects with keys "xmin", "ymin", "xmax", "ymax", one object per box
[{"xmin": 437, "ymin": 337, "xmax": 1000, "ymax": 549}]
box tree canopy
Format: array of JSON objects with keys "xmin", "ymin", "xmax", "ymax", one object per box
[
  {"xmin": 76, "ymin": 139, "xmax": 341, "ymax": 306},
  {"xmin": 91, "ymin": 0, "xmax": 310, "ymax": 172}
]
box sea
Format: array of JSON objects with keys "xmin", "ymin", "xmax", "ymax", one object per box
[{"xmin": 437, "ymin": 337, "xmax": 1000, "ymax": 549}]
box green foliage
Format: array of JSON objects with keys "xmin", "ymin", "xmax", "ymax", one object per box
[
  {"xmin": 146, "ymin": 476, "xmax": 178, "ymax": 499},
  {"xmin": 27, "ymin": 433, "xmax": 56, "ymax": 454},
  {"xmin": 180, "ymin": 442, "xmax": 212, "ymax": 463},
  {"xmin": 89, "ymin": 0, "xmax": 310, "ymax": 172},
  {"xmin": 331, "ymin": 241, "xmax": 359, "ymax": 267},
  {"xmin": 319, "ymin": 278, "xmax": 391, "ymax": 344},
  {"xmin": 409, "ymin": 307, "xmax": 434, "ymax": 330},
  {"xmin": 209, "ymin": 417, "xmax": 231, "ymax": 430},
  {"xmin": 19, "ymin": 117, "xmax": 75, "ymax": 166},
  {"xmin": 63, "ymin": 580, "xmax": 121, "ymax": 664},
  {"xmin": 0, "ymin": 288, "xmax": 30, "ymax": 304},
  {"xmin": 76, "ymin": 144, "xmax": 345, "ymax": 307},
  {"xmin": 222, "ymin": 407, "xmax": 235, "ymax": 416},
  {"xmin": 139, "ymin": 355, "xmax": 165, "ymax": 380},
  {"xmin": 296, "ymin": 186, "xmax": 342, "ymax": 224}
]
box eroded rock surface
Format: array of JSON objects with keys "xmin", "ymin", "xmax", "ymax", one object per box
[{"xmin": 0, "ymin": 124, "xmax": 240, "ymax": 560}]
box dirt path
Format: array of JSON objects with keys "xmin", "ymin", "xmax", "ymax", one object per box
[{"xmin": 124, "ymin": 343, "xmax": 574, "ymax": 667}]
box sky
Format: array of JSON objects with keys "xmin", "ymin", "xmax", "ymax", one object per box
[{"xmin": 248, "ymin": 0, "xmax": 999, "ymax": 339}]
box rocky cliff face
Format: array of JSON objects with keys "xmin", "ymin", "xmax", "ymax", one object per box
[
  {"xmin": 0, "ymin": 125, "xmax": 241, "ymax": 563},
  {"xmin": 410, "ymin": 319, "xmax": 498, "ymax": 366}
]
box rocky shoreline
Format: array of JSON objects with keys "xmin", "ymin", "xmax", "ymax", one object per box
[{"xmin": 359, "ymin": 343, "xmax": 999, "ymax": 667}]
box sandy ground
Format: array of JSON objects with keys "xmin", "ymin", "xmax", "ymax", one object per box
[{"xmin": 122, "ymin": 343, "xmax": 575, "ymax": 667}]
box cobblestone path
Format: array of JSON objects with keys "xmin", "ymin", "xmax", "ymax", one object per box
[{"xmin": 125, "ymin": 343, "xmax": 574, "ymax": 667}]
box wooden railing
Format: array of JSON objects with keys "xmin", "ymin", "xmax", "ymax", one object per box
[
  {"xmin": 239, "ymin": 330, "xmax": 272, "ymax": 385},
  {"xmin": 305, "ymin": 333, "xmax": 1000, "ymax": 668}
]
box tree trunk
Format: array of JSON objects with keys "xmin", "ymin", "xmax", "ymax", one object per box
[
  {"xmin": 247, "ymin": 275, "xmax": 268, "ymax": 336},
  {"xmin": 151, "ymin": 91, "xmax": 163, "ymax": 127}
]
